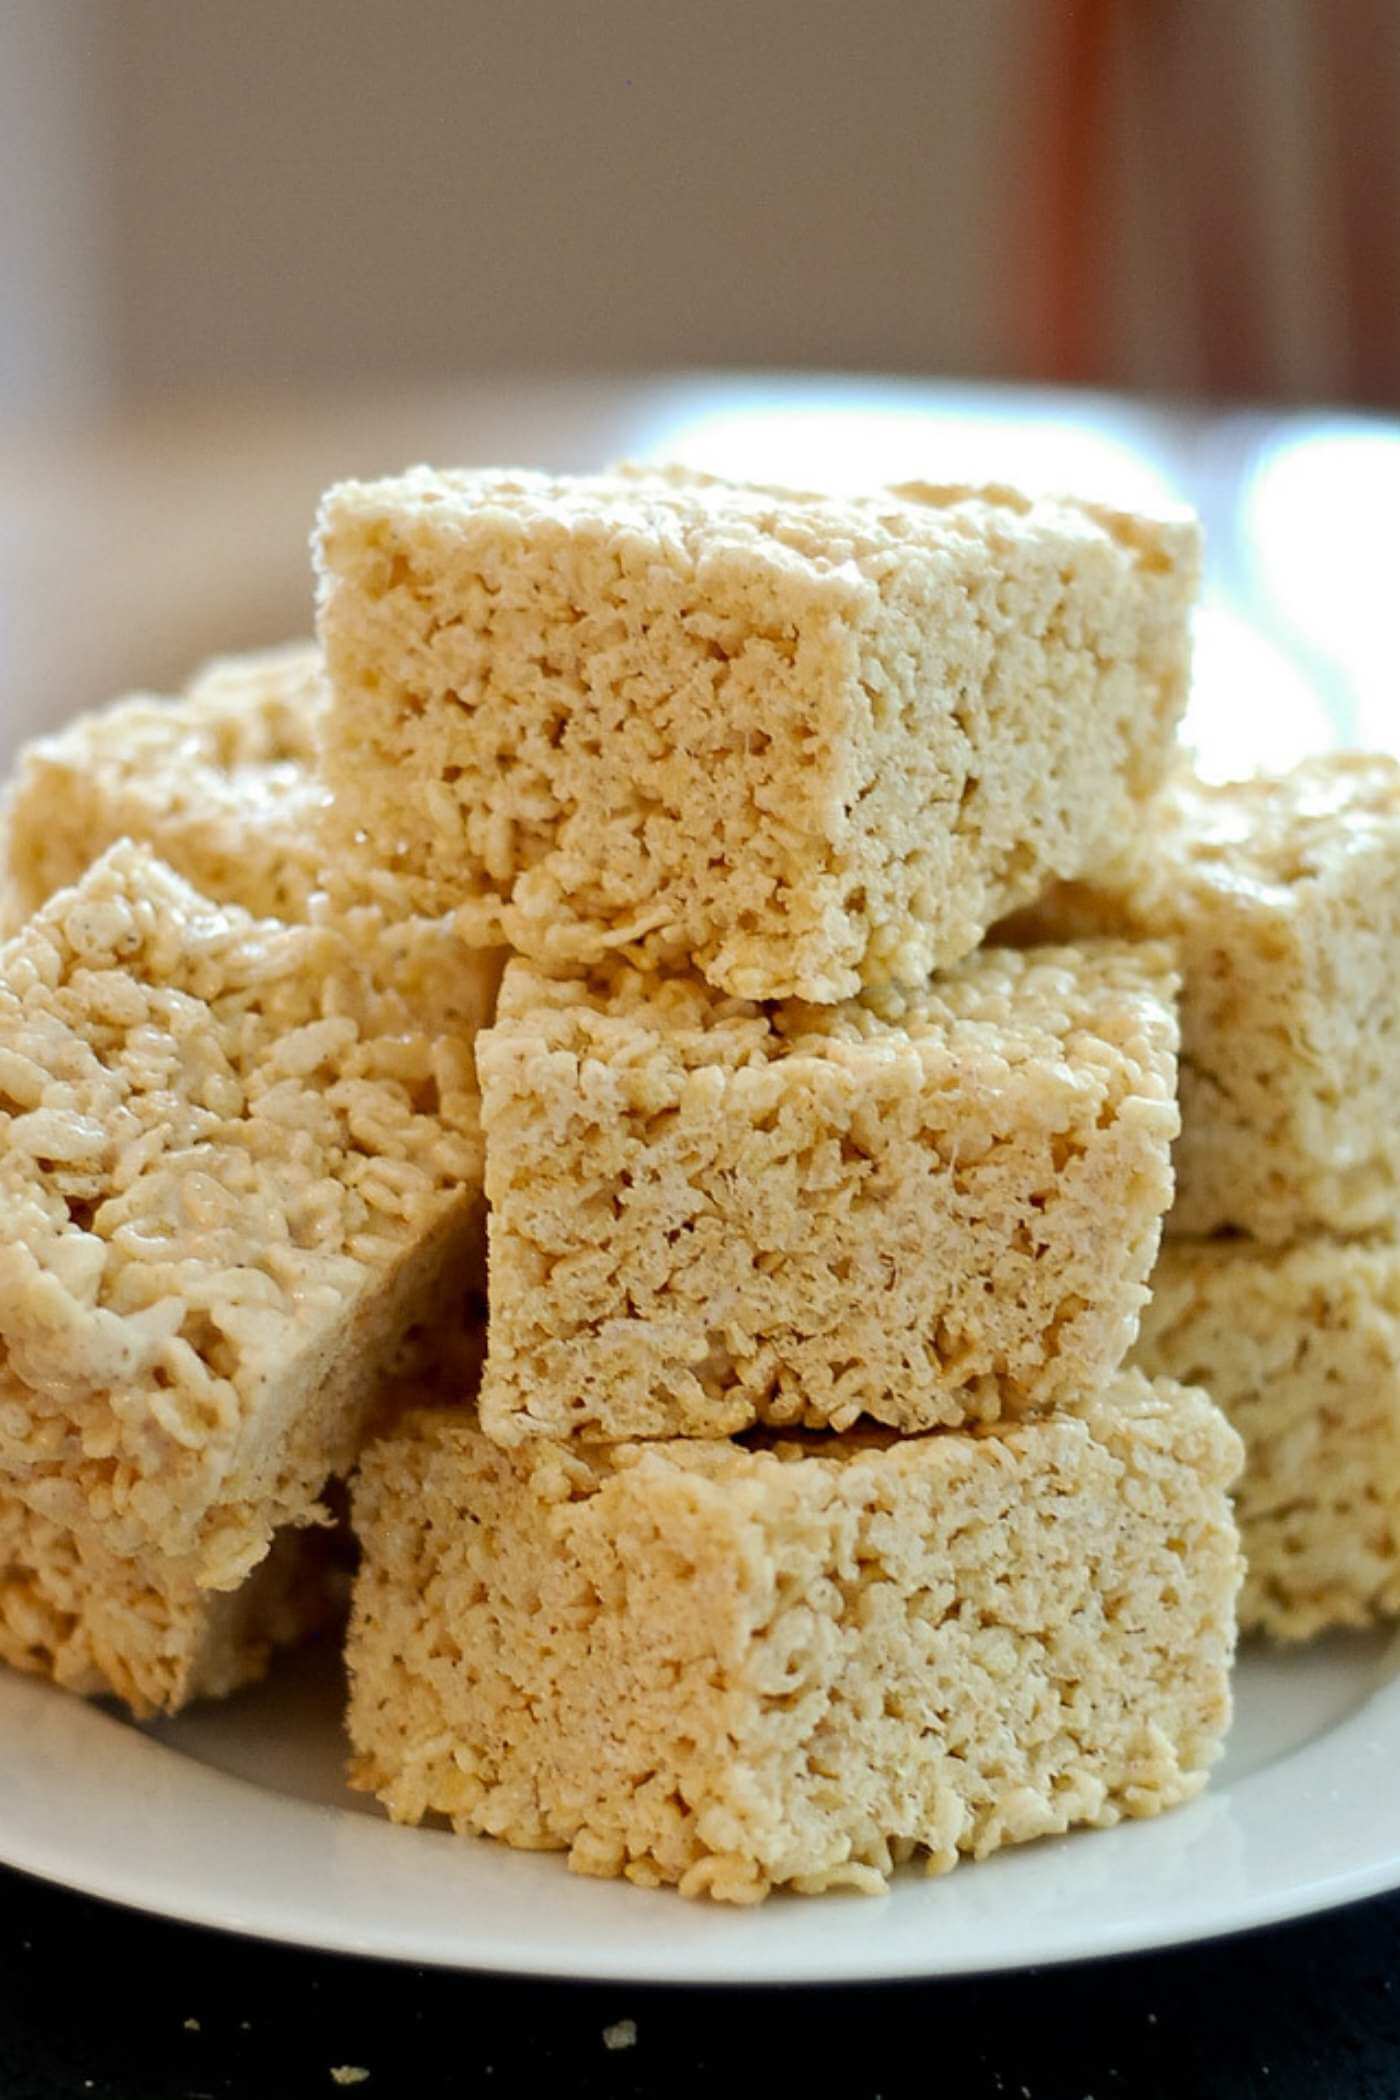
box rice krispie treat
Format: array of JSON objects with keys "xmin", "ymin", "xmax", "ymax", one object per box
[
  {"xmin": 2, "ymin": 643, "xmax": 509, "ymax": 1023},
  {"xmin": 477, "ymin": 942, "xmax": 1180, "ymax": 1443},
  {"xmin": 0, "ymin": 1491, "xmax": 340, "ymax": 1717},
  {"xmin": 346, "ymin": 1373, "xmax": 1242, "ymax": 1902},
  {"xmin": 1133, "ymin": 1236, "xmax": 1400, "ymax": 1639},
  {"xmin": 0, "ymin": 841, "xmax": 491, "ymax": 1588},
  {"xmin": 315, "ymin": 465, "xmax": 1199, "ymax": 1002},
  {"xmin": 997, "ymin": 756, "xmax": 1400, "ymax": 1241},
  {"xmin": 4, "ymin": 643, "xmax": 328, "ymax": 925}
]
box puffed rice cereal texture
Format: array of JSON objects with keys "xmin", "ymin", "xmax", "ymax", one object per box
[
  {"xmin": 315, "ymin": 465, "xmax": 1199, "ymax": 1002},
  {"xmin": 0, "ymin": 1490, "xmax": 341, "ymax": 1717},
  {"xmin": 1133, "ymin": 1234, "xmax": 1400, "ymax": 1639},
  {"xmin": 477, "ymin": 942, "xmax": 1180, "ymax": 1443},
  {"xmin": 3, "ymin": 644, "xmax": 329, "ymax": 926},
  {"xmin": 0, "ymin": 840, "xmax": 489, "ymax": 1588},
  {"xmin": 1, "ymin": 644, "xmax": 509, "ymax": 1036},
  {"xmin": 997, "ymin": 755, "xmax": 1400, "ymax": 1241},
  {"xmin": 346, "ymin": 1372, "xmax": 1242, "ymax": 1902}
]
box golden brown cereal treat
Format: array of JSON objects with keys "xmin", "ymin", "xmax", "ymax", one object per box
[
  {"xmin": 4, "ymin": 644, "xmax": 329, "ymax": 925},
  {"xmin": 477, "ymin": 942, "xmax": 1179, "ymax": 1442},
  {"xmin": 315, "ymin": 465, "xmax": 1199, "ymax": 1002},
  {"xmin": 1133, "ymin": 1235, "xmax": 1400, "ymax": 1639},
  {"xmin": 0, "ymin": 1492, "xmax": 342, "ymax": 1718},
  {"xmin": 997, "ymin": 756, "xmax": 1400, "ymax": 1241},
  {"xmin": 0, "ymin": 841, "xmax": 491, "ymax": 1588},
  {"xmin": 346, "ymin": 1374, "xmax": 1242, "ymax": 1903}
]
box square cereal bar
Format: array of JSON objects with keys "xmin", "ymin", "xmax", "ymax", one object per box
[
  {"xmin": 997, "ymin": 756, "xmax": 1400, "ymax": 1240},
  {"xmin": 346, "ymin": 1372, "xmax": 1241, "ymax": 1902},
  {"xmin": 0, "ymin": 1491, "xmax": 340, "ymax": 1717},
  {"xmin": 477, "ymin": 942, "xmax": 1179, "ymax": 1442},
  {"xmin": 315, "ymin": 466, "xmax": 1199, "ymax": 1001},
  {"xmin": 1133, "ymin": 1235, "xmax": 1400, "ymax": 1639},
  {"xmin": 4, "ymin": 644, "xmax": 329, "ymax": 925},
  {"xmin": 0, "ymin": 841, "xmax": 490, "ymax": 1587},
  {"xmin": 1, "ymin": 644, "xmax": 509, "ymax": 1023}
]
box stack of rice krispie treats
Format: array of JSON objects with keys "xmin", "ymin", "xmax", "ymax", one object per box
[
  {"xmin": 315, "ymin": 466, "xmax": 1243, "ymax": 1900},
  {"xmin": 1002, "ymin": 757, "xmax": 1400, "ymax": 1639},
  {"xmin": 0, "ymin": 460, "xmax": 1300, "ymax": 1905}
]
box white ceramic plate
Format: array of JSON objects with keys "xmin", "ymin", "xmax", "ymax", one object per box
[{"xmin": 0, "ymin": 1630, "xmax": 1398, "ymax": 1982}]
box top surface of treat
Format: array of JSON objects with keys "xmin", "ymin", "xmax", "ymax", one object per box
[
  {"xmin": 492, "ymin": 940, "xmax": 1179, "ymax": 1080},
  {"xmin": 4, "ymin": 644, "xmax": 330, "ymax": 922},
  {"xmin": 0, "ymin": 842, "xmax": 483, "ymax": 1420},
  {"xmin": 1124, "ymin": 754, "xmax": 1400, "ymax": 910},
  {"xmin": 321, "ymin": 462, "xmax": 1196, "ymax": 590},
  {"xmin": 169, "ymin": 641, "xmax": 325, "ymax": 757},
  {"xmin": 23, "ymin": 642, "xmax": 324, "ymax": 809},
  {"xmin": 0, "ymin": 837, "xmax": 481, "ymax": 1215}
]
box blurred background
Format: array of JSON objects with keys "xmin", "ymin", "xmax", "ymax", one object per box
[
  {"xmin": 9, "ymin": 0, "xmax": 1400, "ymax": 415},
  {"xmin": 1, "ymin": 0, "xmax": 1397, "ymax": 761}
]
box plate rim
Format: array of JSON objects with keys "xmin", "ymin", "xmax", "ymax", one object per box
[
  {"xmin": 2, "ymin": 1642, "xmax": 1400, "ymax": 1985},
  {"xmin": 4, "ymin": 1814, "xmax": 1400, "ymax": 1984}
]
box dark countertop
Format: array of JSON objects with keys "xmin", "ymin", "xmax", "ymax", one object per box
[{"xmin": 3, "ymin": 1866, "xmax": 1398, "ymax": 2100}]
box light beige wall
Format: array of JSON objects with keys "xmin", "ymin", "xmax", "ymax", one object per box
[
  {"xmin": 0, "ymin": 1, "xmax": 109, "ymax": 415},
  {"xmin": 97, "ymin": 0, "xmax": 1022, "ymax": 396}
]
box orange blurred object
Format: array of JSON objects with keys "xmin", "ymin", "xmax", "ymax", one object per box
[{"xmin": 1017, "ymin": 0, "xmax": 1400, "ymax": 405}]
